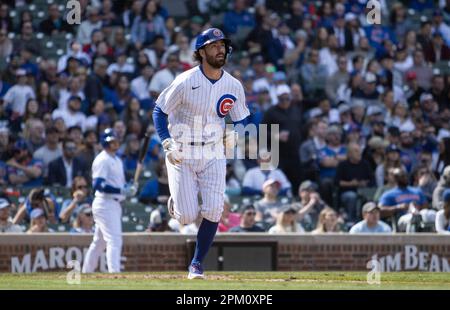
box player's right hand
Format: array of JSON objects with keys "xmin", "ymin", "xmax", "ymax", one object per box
[{"xmin": 162, "ymin": 138, "xmax": 183, "ymax": 165}]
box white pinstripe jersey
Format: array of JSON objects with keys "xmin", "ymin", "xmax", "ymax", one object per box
[{"xmin": 156, "ymin": 66, "xmax": 250, "ymax": 144}]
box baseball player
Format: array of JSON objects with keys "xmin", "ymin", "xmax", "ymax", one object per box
[
  {"xmin": 82, "ymin": 128, "xmax": 137, "ymax": 273},
  {"xmin": 152, "ymin": 28, "xmax": 250, "ymax": 279}
]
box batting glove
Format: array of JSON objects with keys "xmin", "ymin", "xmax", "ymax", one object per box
[
  {"xmin": 122, "ymin": 183, "xmax": 138, "ymax": 197},
  {"xmin": 223, "ymin": 130, "xmax": 238, "ymax": 150},
  {"xmin": 162, "ymin": 138, "xmax": 183, "ymax": 165}
]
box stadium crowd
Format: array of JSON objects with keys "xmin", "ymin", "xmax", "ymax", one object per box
[{"xmin": 0, "ymin": 0, "xmax": 450, "ymax": 235}]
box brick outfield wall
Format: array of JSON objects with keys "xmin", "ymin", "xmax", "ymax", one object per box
[{"xmin": 0, "ymin": 234, "xmax": 449, "ymax": 273}]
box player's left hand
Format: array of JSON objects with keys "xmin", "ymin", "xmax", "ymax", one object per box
[{"xmin": 223, "ymin": 130, "xmax": 238, "ymax": 150}]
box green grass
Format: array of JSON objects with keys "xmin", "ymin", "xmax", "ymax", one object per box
[{"xmin": 1, "ymin": 272, "xmax": 450, "ymax": 290}]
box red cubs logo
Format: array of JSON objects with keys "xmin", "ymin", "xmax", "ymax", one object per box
[
  {"xmin": 213, "ymin": 29, "xmax": 223, "ymax": 37},
  {"xmin": 216, "ymin": 94, "xmax": 236, "ymax": 118}
]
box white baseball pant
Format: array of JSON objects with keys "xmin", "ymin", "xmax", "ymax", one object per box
[
  {"xmin": 82, "ymin": 197, "xmax": 122, "ymax": 273},
  {"xmin": 166, "ymin": 153, "xmax": 226, "ymax": 225}
]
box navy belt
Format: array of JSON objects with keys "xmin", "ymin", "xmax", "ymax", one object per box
[{"xmin": 188, "ymin": 141, "xmax": 206, "ymax": 146}]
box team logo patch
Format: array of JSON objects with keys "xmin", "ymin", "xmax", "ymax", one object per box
[
  {"xmin": 213, "ymin": 29, "xmax": 223, "ymax": 37},
  {"xmin": 216, "ymin": 94, "xmax": 236, "ymax": 118}
]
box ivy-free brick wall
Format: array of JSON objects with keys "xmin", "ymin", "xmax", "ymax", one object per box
[{"xmin": 1, "ymin": 234, "xmax": 449, "ymax": 272}]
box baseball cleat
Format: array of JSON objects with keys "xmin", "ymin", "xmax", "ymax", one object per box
[
  {"xmin": 167, "ymin": 196, "xmax": 175, "ymax": 219},
  {"xmin": 188, "ymin": 262, "xmax": 205, "ymax": 280}
]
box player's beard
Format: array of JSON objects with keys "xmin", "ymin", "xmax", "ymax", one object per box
[{"xmin": 205, "ymin": 52, "xmax": 226, "ymax": 69}]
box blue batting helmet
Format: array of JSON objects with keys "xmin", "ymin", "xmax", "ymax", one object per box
[
  {"xmin": 195, "ymin": 28, "xmax": 232, "ymax": 54},
  {"xmin": 100, "ymin": 128, "xmax": 118, "ymax": 148}
]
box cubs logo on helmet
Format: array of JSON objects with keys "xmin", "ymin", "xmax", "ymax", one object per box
[
  {"xmin": 216, "ymin": 94, "xmax": 236, "ymax": 118},
  {"xmin": 213, "ymin": 29, "xmax": 223, "ymax": 37}
]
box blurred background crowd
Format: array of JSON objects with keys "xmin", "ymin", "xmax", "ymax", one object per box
[{"xmin": 0, "ymin": 0, "xmax": 450, "ymax": 235}]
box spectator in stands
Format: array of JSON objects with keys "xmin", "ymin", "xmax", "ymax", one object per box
[
  {"xmin": 59, "ymin": 176, "xmax": 92, "ymax": 223},
  {"xmin": 47, "ymin": 138, "xmax": 88, "ymax": 187},
  {"xmin": 6, "ymin": 140, "xmax": 43, "ymax": 187},
  {"xmin": 131, "ymin": 0, "xmax": 169, "ymax": 49},
  {"xmin": 242, "ymin": 150, "xmax": 291, "ymax": 196},
  {"xmin": 0, "ymin": 28, "xmax": 12, "ymax": 59},
  {"xmin": 76, "ymin": 129, "xmax": 100, "ymax": 170},
  {"xmin": 131, "ymin": 64, "xmax": 154, "ymax": 101},
  {"xmin": 294, "ymin": 180, "xmax": 327, "ymax": 231},
  {"xmin": 363, "ymin": 136, "xmax": 389, "ymax": 172},
  {"xmin": 300, "ymin": 49, "xmax": 327, "ymax": 97},
  {"xmin": 433, "ymin": 165, "xmax": 450, "ymax": 210},
  {"xmin": 432, "ymin": 10, "xmax": 450, "ymax": 46},
  {"xmin": 268, "ymin": 205, "xmax": 305, "ymax": 233},
  {"xmin": 254, "ymin": 179, "xmax": 284, "ymax": 229},
  {"xmin": 0, "ymin": 197, "xmax": 22, "ymax": 233},
  {"xmin": 67, "ymin": 126, "xmax": 84, "ymax": 152},
  {"xmin": 229, "ymin": 204, "xmax": 265, "ymax": 232},
  {"xmin": 13, "ymin": 188, "xmax": 59, "ymax": 225},
  {"xmin": 218, "ymin": 195, "xmax": 240, "ymax": 232},
  {"xmin": 148, "ymin": 205, "xmax": 171, "ymax": 232},
  {"xmin": 139, "ymin": 158, "xmax": 169, "ymax": 204},
  {"xmin": 85, "ymin": 57, "xmax": 108, "ymax": 106},
  {"xmin": 436, "ymin": 138, "xmax": 450, "ymax": 176},
  {"xmin": 3, "ymin": 69, "xmax": 35, "ymax": 118},
  {"xmin": 39, "ymin": 3, "xmax": 74, "ymax": 36},
  {"xmin": 318, "ymin": 125, "xmax": 347, "ymax": 205},
  {"xmin": 109, "ymin": 74, "xmax": 136, "ymax": 114},
  {"xmin": 262, "ymin": 84, "xmax": 303, "ymax": 191},
  {"xmin": 0, "ymin": 4, "xmax": 13, "ymax": 33},
  {"xmin": 430, "ymin": 75, "xmax": 447, "ymax": 110},
  {"xmin": 26, "ymin": 208, "xmax": 50, "ymax": 233},
  {"xmin": 52, "ymin": 96, "xmax": 87, "ymax": 132},
  {"xmin": 121, "ymin": 133, "xmax": 140, "ymax": 179},
  {"xmin": 311, "ymin": 207, "xmax": 343, "ymax": 234},
  {"xmin": 407, "ymin": 49, "xmax": 432, "ymax": 90},
  {"xmin": 70, "ymin": 204, "xmax": 94, "ymax": 234},
  {"xmin": 378, "ymin": 167, "xmax": 427, "ymax": 231},
  {"xmin": 223, "ymin": 0, "xmax": 255, "ymax": 38},
  {"xmin": 86, "ymin": 99, "xmax": 109, "ymax": 132},
  {"xmin": 23, "ymin": 118, "xmax": 46, "ymax": 153},
  {"xmin": 58, "ymin": 76, "xmax": 86, "ymax": 112},
  {"xmin": 77, "ymin": 6, "xmax": 102, "ymax": 45},
  {"xmin": 413, "ymin": 165, "xmax": 438, "ymax": 203},
  {"xmin": 107, "ymin": 51, "xmax": 135, "ymax": 76},
  {"xmin": 299, "ymin": 120, "xmax": 327, "ymax": 183},
  {"xmin": 225, "ymin": 162, "xmax": 241, "ymax": 196},
  {"xmin": 149, "ymin": 52, "xmax": 181, "ymax": 98},
  {"xmin": 353, "ymin": 72, "xmax": 380, "ymax": 100},
  {"xmin": 375, "ymin": 144, "xmax": 405, "ymax": 188},
  {"xmin": 349, "ymin": 202, "xmax": 392, "ymax": 233},
  {"xmin": 425, "ymin": 32, "xmax": 450, "ymax": 63},
  {"xmin": 33, "ymin": 126, "xmax": 62, "ymax": 178},
  {"xmin": 435, "ymin": 189, "xmax": 450, "ymax": 234},
  {"xmin": 325, "ymin": 55, "xmax": 350, "ymax": 104},
  {"xmin": 13, "ymin": 21, "xmax": 41, "ymax": 56},
  {"xmin": 335, "ymin": 143, "xmax": 375, "ymax": 223}
]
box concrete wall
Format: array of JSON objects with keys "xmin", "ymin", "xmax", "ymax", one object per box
[{"xmin": 1, "ymin": 234, "xmax": 449, "ymax": 273}]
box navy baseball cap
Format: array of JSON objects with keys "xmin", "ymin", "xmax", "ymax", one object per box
[
  {"xmin": 386, "ymin": 144, "xmax": 400, "ymax": 153},
  {"xmin": 443, "ymin": 189, "xmax": 450, "ymax": 203},
  {"xmin": 68, "ymin": 95, "xmax": 82, "ymax": 102},
  {"xmin": 14, "ymin": 140, "xmax": 28, "ymax": 151}
]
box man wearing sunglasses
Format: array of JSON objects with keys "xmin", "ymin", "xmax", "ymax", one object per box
[{"xmin": 229, "ymin": 204, "xmax": 265, "ymax": 232}]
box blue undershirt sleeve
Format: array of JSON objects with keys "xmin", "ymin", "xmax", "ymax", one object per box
[
  {"xmin": 93, "ymin": 178, "xmax": 121, "ymax": 194},
  {"xmin": 152, "ymin": 106, "xmax": 171, "ymax": 142}
]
